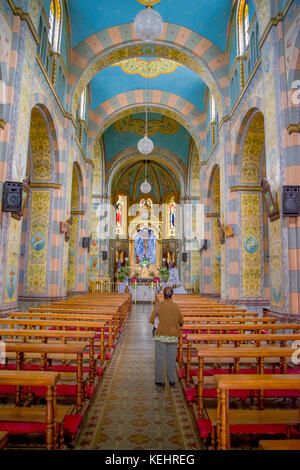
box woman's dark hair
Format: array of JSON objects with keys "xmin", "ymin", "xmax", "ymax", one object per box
[{"xmin": 163, "ymin": 286, "xmax": 173, "ymax": 299}]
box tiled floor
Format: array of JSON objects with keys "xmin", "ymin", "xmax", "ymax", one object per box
[{"xmin": 76, "ymin": 303, "xmax": 202, "ymax": 450}]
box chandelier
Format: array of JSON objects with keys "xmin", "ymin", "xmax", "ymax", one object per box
[{"xmin": 134, "ymin": 6, "xmax": 163, "ymax": 42}]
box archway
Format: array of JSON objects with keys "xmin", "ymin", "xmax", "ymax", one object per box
[
  {"xmin": 239, "ymin": 111, "xmax": 270, "ymax": 301},
  {"xmin": 67, "ymin": 162, "xmax": 84, "ymax": 292},
  {"xmin": 208, "ymin": 165, "xmax": 221, "ymax": 295},
  {"xmin": 19, "ymin": 107, "xmax": 54, "ymax": 298}
]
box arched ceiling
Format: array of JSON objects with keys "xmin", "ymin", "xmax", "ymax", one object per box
[
  {"xmin": 112, "ymin": 159, "xmax": 180, "ymax": 203},
  {"xmin": 90, "ymin": 58, "xmax": 207, "ymax": 112},
  {"xmin": 103, "ymin": 112, "xmax": 192, "ymax": 166},
  {"xmin": 69, "ymin": 0, "xmax": 233, "ymax": 51}
]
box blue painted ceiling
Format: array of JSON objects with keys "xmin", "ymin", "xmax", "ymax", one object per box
[
  {"xmin": 90, "ymin": 58, "xmax": 207, "ymax": 112},
  {"xmin": 103, "ymin": 112, "xmax": 191, "ymax": 165},
  {"xmin": 69, "ymin": 0, "xmax": 233, "ymax": 50}
]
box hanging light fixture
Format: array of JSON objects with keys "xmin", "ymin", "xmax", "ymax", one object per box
[
  {"xmin": 139, "ymin": 76, "xmax": 152, "ymax": 194},
  {"xmin": 134, "ymin": 5, "xmax": 163, "ymax": 42}
]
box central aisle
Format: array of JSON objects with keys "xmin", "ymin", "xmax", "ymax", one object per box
[{"xmin": 76, "ymin": 303, "xmax": 201, "ymax": 450}]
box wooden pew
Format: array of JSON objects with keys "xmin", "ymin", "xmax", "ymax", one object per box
[
  {"xmin": 190, "ymin": 346, "xmax": 297, "ymax": 416},
  {"xmin": 15, "ymin": 311, "xmax": 117, "ymax": 349},
  {"xmin": 213, "ymin": 374, "xmax": 300, "ymax": 450},
  {"xmin": 182, "ymin": 316, "xmax": 276, "ymax": 324},
  {"xmin": 259, "ymin": 439, "xmax": 300, "ymax": 450},
  {"xmin": 180, "ymin": 332, "xmax": 300, "ymax": 375},
  {"xmin": 0, "ymin": 318, "xmax": 107, "ymax": 360},
  {"xmin": 3, "ymin": 342, "xmax": 88, "ymax": 412},
  {"xmin": 0, "ymin": 370, "xmax": 64, "ymax": 450},
  {"xmin": 0, "ymin": 329, "xmax": 97, "ymax": 378},
  {"xmin": 0, "ymin": 431, "xmax": 8, "ymax": 450}
]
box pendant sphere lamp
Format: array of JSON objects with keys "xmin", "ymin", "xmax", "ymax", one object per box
[
  {"xmin": 134, "ymin": 6, "xmax": 163, "ymax": 42},
  {"xmin": 140, "ymin": 180, "xmax": 152, "ymax": 193},
  {"xmin": 137, "ymin": 135, "xmax": 154, "ymax": 155}
]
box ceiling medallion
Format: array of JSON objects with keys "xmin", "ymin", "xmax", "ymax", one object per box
[
  {"xmin": 137, "ymin": 0, "xmax": 162, "ymax": 6},
  {"xmin": 112, "ymin": 58, "xmax": 180, "ymax": 78}
]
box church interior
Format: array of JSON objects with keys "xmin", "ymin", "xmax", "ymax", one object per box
[{"xmin": 0, "ymin": 0, "xmax": 300, "ymax": 453}]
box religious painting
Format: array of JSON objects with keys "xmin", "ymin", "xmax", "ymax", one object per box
[{"xmin": 134, "ymin": 228, "xmax": 156, "ymax": 265}]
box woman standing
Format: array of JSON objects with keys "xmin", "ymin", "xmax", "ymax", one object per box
[{"xmin": 149, "ymin": 286, "xmax": 184, "ymax": 389}]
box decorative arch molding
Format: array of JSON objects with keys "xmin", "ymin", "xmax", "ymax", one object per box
[
  {"xmin": 207, "ymin": 163, "xmax": 221, "ymax": 211},
  {"xmin": 231, "ymin": 98, "xmax": 264, "ymax": 168},
  {"xmin": 71, "ymin": 158, "xmax": 85, "ymax": 213},
  {"xmin": 88, "ymin": 97, "xmax": 203, "ymax": 158},
  {"xmin": 30, "ymin": 93, "xmax": 63, "ymax": 184},
  {"xmin": 68, "ymin": 27, "xmax": 228, "ymax": 116},
  {"xmin": 106, "ymin": 147, "xmax": 185, "ymax": 200}
]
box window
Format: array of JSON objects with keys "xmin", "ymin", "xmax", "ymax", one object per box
[
  {"xmin": 238, "ymin": 0, "xmax": 250, "ymax": 55},
  {"xmin": 140, "ymin": 198, "xmax": 153, "ymax": 209},
  {"xmin": 48, "ymin": 0, "xmax": 62, "ymax": 52},
  {"xmin": 79, "ymin": 88, "xmax": 86, "ymax": 120},
  {"xmin": 210, "ymin": 94, "xmax": 216, "ymax": 122},
  {"xmin": 116, "ymin": 195, "xmax": 127, "ymax": 236},
  {"xmin": 168, "ymin": 198, "xmax": 176, "ymax": 238}
]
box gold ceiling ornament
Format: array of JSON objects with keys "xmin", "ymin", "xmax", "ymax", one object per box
[
  {"xmin": 136, "ymin": 0, "xmax": 162, "ymax": 6},
  {"xmin": 112, "ymin": 58, "xmax": 180, "ymax": 78},
  {"xmin": 114, "ymin": 115, "xmax": 179, "ymax": 136}
]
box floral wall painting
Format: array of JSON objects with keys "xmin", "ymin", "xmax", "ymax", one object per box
[{"xmin": 5, "ymin": 218, "xmax": 21, "ymax": 304}]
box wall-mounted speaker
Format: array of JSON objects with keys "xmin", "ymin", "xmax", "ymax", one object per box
[
  {"xmin": 199, "ymin": 239, "xmax": 208, "ymax": 252},
  {"xmin": 2, "ymin": 181, "xmax": 23, "ymax": 212},
  {"xmin": 182, "ymin": 252, "xmax": 187, "ymax": 263},
  {"xmin": 282, "ymin": 186, "xmax": 300, "ymax": 216},
  {"xmin": 82, "ymin": 237, "xmax": 90, "ymax": 249},
  {"xmin": 102, "ymin": 251, "xmax": 108, "ymax": 261}
]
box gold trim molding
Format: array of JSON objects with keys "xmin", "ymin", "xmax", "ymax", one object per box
[
  {"xmin": 0, "ymin": 119, "xmax": 7, "ymax": 130},
  {"xmin": 74, "ymin": 136, "xmax": 94, "ymax": 167},
  {"xmin": 71, "ymin": 210, "xmax": 85, "ymax": 216},
  {"xmin": 30, "ymin": 182, "xmax": 62, "ymax": 189},
  {"xmin": 230, "ymin": 185, "xmax": 262, "ymax": 192},
  {"xmin": 205, "ymin": 212, "xmax": 220, "ymax": 218},
  {"xmin": 287, "ymin": 123, "xmax": 300, "ymax": 134},
  {"xmin": 7, "ymin": 0, "xmax": 40, "ymax": 44}
]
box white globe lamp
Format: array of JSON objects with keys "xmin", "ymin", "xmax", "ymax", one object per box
[{"xmin": 134, "ymin": 7, "xmax": 163, "ymax": 42}]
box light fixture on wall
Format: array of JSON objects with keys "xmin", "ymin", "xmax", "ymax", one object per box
[
  {"xmin": 139, "ymin": 76, "xmax": 153, "ymax": 194},
  {"xmin": 134, "ymin": 4, "xmax": 163, "ymax": 42}
]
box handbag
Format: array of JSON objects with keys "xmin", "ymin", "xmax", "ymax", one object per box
[{"xmin": 152, "ymin": 304, "xmax": 159, "ymax": 337}]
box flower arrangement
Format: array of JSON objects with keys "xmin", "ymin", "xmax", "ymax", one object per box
[
  {"xmin": 158, "ymin": 266, "xmax": 170, "ymax": 282},
  {"xmin": 140, "ymin": 257, "xmax": 150, "ymax": 268},
  {"xmin": 117, "ymin": 264, "xmax": 130, "ymax": 282},
  {"xmin": 152, "ymin": 277, "xmax": 160, "ymax": 283}
]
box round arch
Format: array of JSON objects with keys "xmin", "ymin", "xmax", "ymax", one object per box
[
  {"xmin": 106, "ymin": 147, "xmax": 186, "ymax": 200},
  {"xmin": 68, "ymin": 29, "xmax": 227, "ymax": 118},
  {"xmin": 88, "ymin": 98, "xmax": 203, "ymax": 158}
]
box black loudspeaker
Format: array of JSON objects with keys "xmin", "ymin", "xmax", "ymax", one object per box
[
  {"xmin": 182, "ymin": 252, "xmax": 187, "ymax": 263},
  {"xmin": 82, "ymin": 237, "xmax": 90, "ymax": 248},
  {"xmin": 102, "ymin": 251, "xmax": 108, "ymax": 261},
  {"xmin": 283, "ymin": 186, "xmax": 300, "ymax": 216},
  {"xmin": 2, "ymin": 181, "xmax": 23, "ymax": 212},
  {"xmin": 199, "ymin": 239, "xmax": 208, "ymax": 252}
]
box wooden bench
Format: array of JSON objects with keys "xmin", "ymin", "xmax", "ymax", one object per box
[
  {"xmin": 213, "ymin": 374, "xmax": 300, "ymax": 450},
  {"xmin": 189, "ymin": 346, "xmax": 298, "ymax": 416},
  {"xmin": 0, "ymin": 370, "xmax": 63, "ymax": 449},
  {"xmin": 3, "ymin": 342, "xmax": 88, "ymax": 412},
  {"xmin": 0, "ymin": 431, "xmax": 8, "ymax": 450},
  {"xmin": 14, "ymin": 311, "xmax": 117, "ymax": 350},
  {"xmin": 258, "ymin": 439, "xmax": 300, "ymax": 450},
  {"xmin": 0, "ymin": 328, "xmax": 97, "ymax": 377},
  {"xmin": 179, "ymin": 333, "xmax": 300, "ymax": 368}
]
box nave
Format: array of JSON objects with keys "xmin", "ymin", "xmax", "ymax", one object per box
[{"xmin": 76, "ymin": 303, "xmax": 201, "ymax": 450}]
